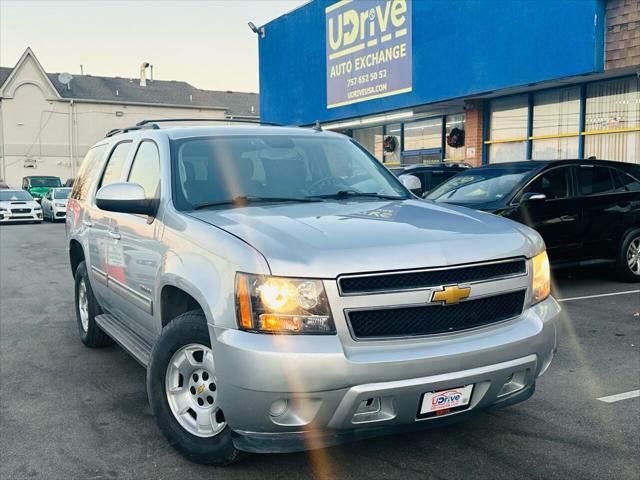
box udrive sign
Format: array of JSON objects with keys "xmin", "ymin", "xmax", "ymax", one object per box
[{"xmin": 325, "ymin": 0, "xmax": 412, "ymax": 109}]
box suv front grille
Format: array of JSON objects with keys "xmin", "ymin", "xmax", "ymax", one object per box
[
  {"xmin": 346, "ymin": 290, "xmax": 526, "ymax": 340},
  {"xmin": 338, "ymin": 259, "xmax": 526, "ymax": 295}
]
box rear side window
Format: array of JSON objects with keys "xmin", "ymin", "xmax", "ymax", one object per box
[
  {"xmin": 70, "ymin": 144, "xmax": 107, "ymax": 201},
  {"xmin": 429, "ymin": 171, "xmax": 455, "ymax": 191},
  {"xmin": 128, "ymin": 141, "xmax": 161, "ymax": 198},
  {"xmin": 613, "ymin": 170, "xmax": 640, "ymax": 193},
  {"xmin": 578, "ymin": 166, "xmax": 615, "ymax": 196},
  {"xmin": 523, "ymin": 167, "xmax": 571, "ymax": 200},
  {"xmin": 99, "ymin": 142, "xmax": 132, "ymax": 189}
]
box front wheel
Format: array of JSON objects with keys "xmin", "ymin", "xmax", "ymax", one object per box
[
  {"xmin": 618, "ymin": 229, "xmax": 640, "ymax": 282},
  {"xmin": 74, "ymin": 261, "xmax": 113, "ymax": 347},
  {"xmin": 146, "ymin": 311, "xmax": 240, "ymax": 465}
]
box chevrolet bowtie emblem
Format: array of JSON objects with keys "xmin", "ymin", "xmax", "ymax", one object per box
[{"xmin": 431, "ymin": 285, "xmax": 471, "ymax": 305}]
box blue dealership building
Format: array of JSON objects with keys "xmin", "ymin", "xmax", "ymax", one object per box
[{"xmin": 258, "ymin": 0, "xmax": 639, "ymax": 166}]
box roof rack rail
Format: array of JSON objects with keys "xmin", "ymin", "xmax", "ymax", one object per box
[
  {"xmin": 135, "ymin": 118, "xmax": 281, "ymax": 127},
  {"xmin": 105, "ymin": 123, "xmax": 160, "ymax": 138}
]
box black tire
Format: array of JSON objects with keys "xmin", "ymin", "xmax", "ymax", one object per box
[
  {"xmin": 74, "ymin": 261, "xmax": 113, "ymax": 347},
  {"xmin": 617, "ymin": 229, "xmax": 640, "ymax": 282},
  {"xmin": 147, "ymin": 310, "xmax": 241, "ymax": 466}
]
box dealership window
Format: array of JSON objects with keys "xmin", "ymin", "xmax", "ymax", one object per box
[
  {"xmin": 445, "ymin": 114, "xmax": 466, "ymax": 161},
  {"xmin": 584, "ymin": 77, "xmax": 640, "ymax": 163},
  {"xmin": 488, "ymin": 95, "xmax": 528, "ymax": 163},
  {"xmin": 352, "ymin": 126, "xmax": 383, "ymax": 161},
  {"xmin": 531, "ymin": 87, "xmax": 580, "ymax": 160},
  {"xmin": 403, "ymin": 118, "xmax": 441, "ymax": 151},
  {"xmin": 402, "ymin": 117, "xmax": 442, "ymax": 164}
]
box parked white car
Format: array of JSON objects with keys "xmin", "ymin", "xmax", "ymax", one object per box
[
  {"xmin": 0, "ymin": 190, "xmax": 42, "ymax": 224},
  {"xmin": 41, "ymin": 187, "xmax": 72, "ymax": 222}
]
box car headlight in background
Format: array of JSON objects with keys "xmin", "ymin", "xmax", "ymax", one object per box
[
  {"xmin": 34, "ymin": 206, "xmax": 42, "ymax": 210},
  {"xmin": 531, "ymin": 250, "xmax": 550, "ymax": 304},
  {"xmin": 55, "ymin": 203, "xmax": 66, "ymax": 208},
  {"xmin": 235, "ymin": 274, "xmax": 335, "ymax": 334}
]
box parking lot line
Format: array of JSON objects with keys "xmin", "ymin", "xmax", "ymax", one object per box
[
  {"xmin": 557, "ymin": 289, "xmax": 640, "ymax": 303},
  {"xmin": 597, "ymin": 390, "xmax": 640, "ymax": 404}
]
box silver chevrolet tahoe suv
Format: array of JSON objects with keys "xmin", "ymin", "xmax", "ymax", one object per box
[{"xmin": 66, "ymin": 121, "xmax": 560, "ymax": 465}]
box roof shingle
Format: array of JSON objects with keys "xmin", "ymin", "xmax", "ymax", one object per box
[{"xmin": 0, "ymin": 66, "xmax": 259, "ymax": 117}]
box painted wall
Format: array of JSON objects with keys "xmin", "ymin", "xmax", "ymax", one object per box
[{"xmin": 259, "ymin": 0, "xmax": 607, "ymax": 126}]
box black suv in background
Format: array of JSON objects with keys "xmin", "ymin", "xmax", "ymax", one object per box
[
  {"xmin": 393, "ymin": 162, "xmax": 471, "ymax": 196},
  {"xmin": 426, "ymin": 159, "xmax": 640, "ymax": 281}
]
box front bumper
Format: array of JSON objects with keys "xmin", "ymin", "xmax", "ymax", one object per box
[
  {"xmin": 0, "ymin": 211, "xmax": 42, "ymax": 223},
  {"xmin": 53, "ymin": 207, "xmax": 67, "ymax": 219},
  {"xmin": 211, "ymin": 296, "xmax": 560, "ymax": 453}
]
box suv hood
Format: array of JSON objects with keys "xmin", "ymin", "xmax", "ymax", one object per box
[{"xmin": 188, "ymin": 199, "xmax": 543, "ymax": 278}]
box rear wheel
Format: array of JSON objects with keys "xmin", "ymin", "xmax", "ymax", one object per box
[
  {"xmin": 618, "ymin": 229, "xmax": 640, "ymax": 282},
  {"xmin": 147, "ymin": 311, "xmax": 240, "ymax": 465},
  {"xmin": 74, "ymin": 261, "xmax": 113, "ymax": 347}
]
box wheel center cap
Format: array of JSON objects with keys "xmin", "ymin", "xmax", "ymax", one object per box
[{"xmin": 196, "ymin": 384, "xmax": 205, "ymax": 395}]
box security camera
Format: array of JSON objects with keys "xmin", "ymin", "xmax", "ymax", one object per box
[{"xmin": 248, "ymin": 22, "xmax": 265, "ymax": 38}]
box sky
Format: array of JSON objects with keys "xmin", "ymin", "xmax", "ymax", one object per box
[{"xmin": 0, "ymin": 0, "xmax": 308, "ymax": 93}]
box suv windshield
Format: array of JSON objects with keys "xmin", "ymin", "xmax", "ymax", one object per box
[
  {"xmin": 426, "ymin": 168, "xmax": 531, "ymax": 204},
  {"xmin": 53, "ymin": 188, "xmax": 71, "ymax": 199},
  {"xmin": 0, "ymin": 191, "xmax": 33, "ymax": 201},
  {"xmin": 171, "ymin": 135, "xmax": 408, "ymax": 210},
  {"xmin": 29, "ymin": 177, "xmax": 62, "ymax": 188}
]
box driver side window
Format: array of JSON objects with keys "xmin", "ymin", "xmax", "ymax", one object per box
[{"xmin": 522, "ymin": 167, "xmax": 571, "ymax": 201}]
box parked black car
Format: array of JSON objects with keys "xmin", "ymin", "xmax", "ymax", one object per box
[
  {"xmin": 425, "ymin": 159, "xmax": 640, "ymax": 281},
  {"xmin": 396, "ymin": 162, "xmax": 471, "ymax": 196}
]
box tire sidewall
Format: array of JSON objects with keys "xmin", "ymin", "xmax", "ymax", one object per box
[
  {"xmin": 74, "ymin": 261, "xmax": 102, "ymax": 344},
  {"xmin": 619, "ymin": 229, "xmax": 640, "ymax": 282},
  {"xmin": 146, "ymin": 311, "xmax": 239, "ymax": 465}
]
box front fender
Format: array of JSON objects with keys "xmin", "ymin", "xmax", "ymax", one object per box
[{"xmin": 158, "ymin": 216, "xmax": 271, "ymax": 329}]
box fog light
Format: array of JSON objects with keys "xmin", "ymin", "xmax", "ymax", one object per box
[{"xmin": 269, "ymin": 399, "xmax": 289, "ymax": 417}]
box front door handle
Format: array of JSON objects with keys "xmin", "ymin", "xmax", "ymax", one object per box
[
  {"xmin": 82, "ymin": 219, "xmax": 93, "ymax": 228},
  {"xmin": 108, "ymin": 231, "xmax": 121, "ymax": 240},
  {"xmin": 560, "ymin": 214, "xmax": 577, "ymax": 222}
]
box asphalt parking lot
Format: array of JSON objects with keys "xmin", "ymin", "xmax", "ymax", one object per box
[{"xmin": 1, "ymin": 222, "xmax": 638, "ymax": 480}]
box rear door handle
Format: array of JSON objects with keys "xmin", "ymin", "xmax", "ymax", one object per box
[
  {"xmin": 108, "ymin": 231, "xmax": 121, "ymax": 240},
  {"xmin": 560, "ymin": 214, "xmax": 577, "ymax": 222},
  {"xmin": 82, "ymin": 219, "xmax": 93, "ymax": 228}
]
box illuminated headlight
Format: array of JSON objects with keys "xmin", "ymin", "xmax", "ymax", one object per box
[
  {"xmin": 235, "ymin": 274, "xmax": 335, "ymax": 334},
  {"xmin": 531, "ymin": 250, "xmax": 550, "ymax": 304}
]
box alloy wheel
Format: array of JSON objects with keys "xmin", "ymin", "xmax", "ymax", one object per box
[
  {"xmin": 628, "ymin": 237, "xmax": 640, "ymax": 276},
  {"xmin": 78, "ymin": 279, "xmax": 89, "ymax": 332},
  {"xmin": 165, "ymin": 344, "xmax": 226, "ymax": 437}
]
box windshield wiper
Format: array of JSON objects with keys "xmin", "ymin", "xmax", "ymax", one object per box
[
  {"xmin": 192, "ymin": 195, "xmax": 322, "ymax": 210},
  {"xmin": 308, "ymin": 190, "xmax": 404, "ymax": 200}
]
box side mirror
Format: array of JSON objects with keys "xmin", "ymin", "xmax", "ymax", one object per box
[
  {"xmin": 399, "ymin": 174, "xmax": 423, "ymax": 196},
  {"xmin": 520, "ymin": 192, "xmax": 547, "ymax": 203},
  {"xmin": 96, "ymin": 182, "xmax": 156, "ymax": 216}
]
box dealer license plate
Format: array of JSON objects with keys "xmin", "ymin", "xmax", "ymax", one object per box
[{"xmin": 419, "ymin": 384, "xmax": 474, "ymax": 418}]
